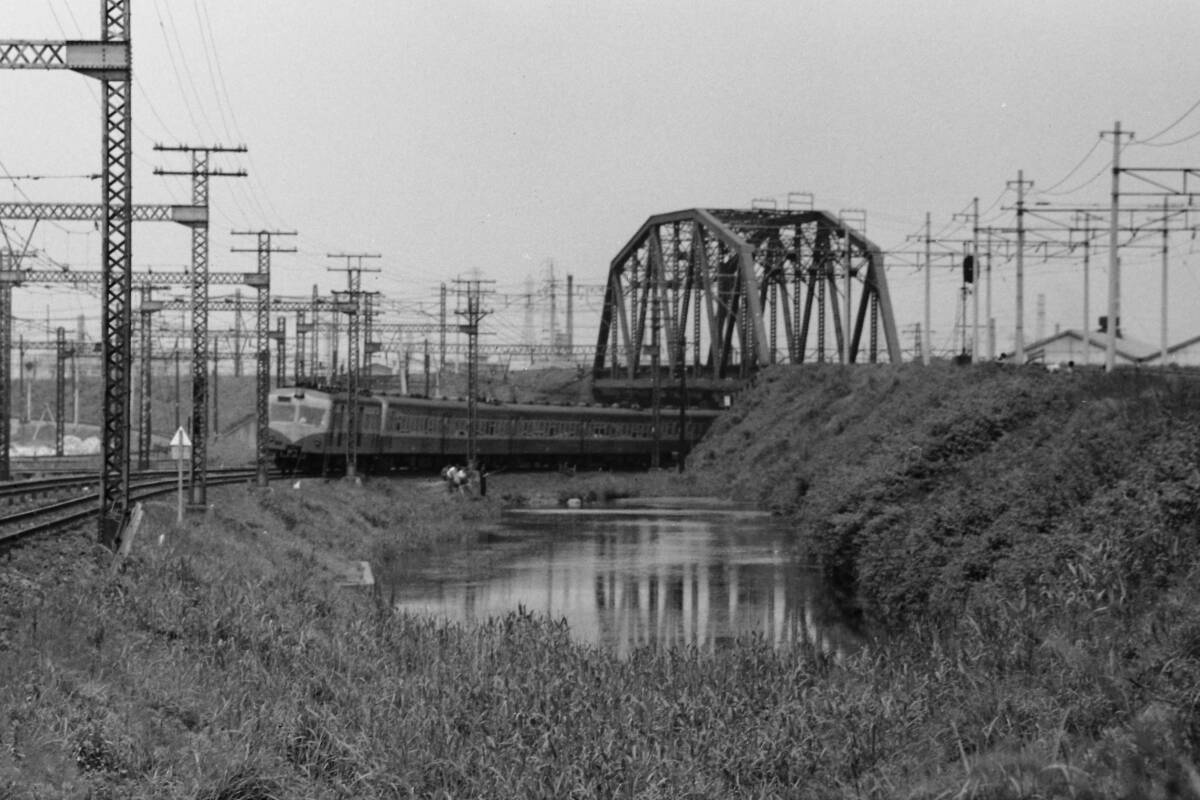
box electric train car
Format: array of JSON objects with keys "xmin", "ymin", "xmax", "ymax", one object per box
[{"xmin": 265, "ymin": 387, "xmax": 721, "ymax": 473}]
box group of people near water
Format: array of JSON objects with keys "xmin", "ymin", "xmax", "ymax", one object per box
[{"xmin": 441, "ymin": 462, "xmax": 486, "ymax": 496}]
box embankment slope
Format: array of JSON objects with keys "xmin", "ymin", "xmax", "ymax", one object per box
[{"xmin": 689, "ymin": 363, "xmax": 1200, "ymax": 629}]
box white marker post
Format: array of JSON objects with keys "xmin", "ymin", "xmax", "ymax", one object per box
[{"xmin": 169, "ymin": 427, "xmax": 192, "ymax": 528}]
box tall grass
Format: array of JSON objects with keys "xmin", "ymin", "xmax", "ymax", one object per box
[{"xmin": 4, "ymin": 366, "xmax": 1200, "ymax": 796}]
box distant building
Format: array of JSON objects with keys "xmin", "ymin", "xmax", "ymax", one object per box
[
  {"xmin": 1024, "ymin": 329, "xmax": 1161, "ymax": 367},
  {"xmin": 1148, "ymin": 333, "xmax": 1200, "ymax": 367}
]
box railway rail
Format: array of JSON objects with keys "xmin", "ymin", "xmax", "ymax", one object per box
[{"xmin": 0, "ymin": 467, "xmax": 277, "ymax": 547}]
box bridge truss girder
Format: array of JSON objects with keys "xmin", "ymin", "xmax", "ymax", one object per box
[{"xmin": 593, "ymin": 208, "xmax": 901, "ymax": 398}]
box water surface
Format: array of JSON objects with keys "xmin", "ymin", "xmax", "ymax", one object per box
[{"xmin": 388, "ymin": 502, "xmax": 859, "ymax": 657}]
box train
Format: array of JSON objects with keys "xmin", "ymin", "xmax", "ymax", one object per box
[{"xmin": 265, "ymin": 387, "xmax": 722, "ymax": 474}]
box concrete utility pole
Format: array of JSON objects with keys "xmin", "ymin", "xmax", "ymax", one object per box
[
  {"xmin": 924, "ymin": 213, "xmax": 931, "ymax": 365},
  {"xmin": 1161, "ymin": 197, "xmax": 1169, "ymax": 365},
  {"xmin": 454, "ymin": 278, "xmax": 494, "ymax": 470},
  {"xmin": 972, "ymin": 198, "xmax": 980, "ymax": 362},
  {"xmin": 328, "ymin": 253, "xmax": 380, "ymax": 479},
  {"xmin": 1102, "ymin": 122, "xmax": 1132, "ymax": 372},
  {"xmin": 137, "ymin": 285, "xmax": 166, "ymax": 470},
  {"xmin": 234, "ymin": 230, "xmax": 296, "ymax": 487},
  {"xmin": 155, "ymin": 143, "xmax": 247, "ymax": 510},
  {"xmin": 55, "ymin": 327, "xmax": 72, "ymax": 457},
  {"xmin": 1007, "ymin": 170, "xmax": 1033, "ymax": 364},
  {"xmin": 1079, "ymin": 216, "xmax": 1092, "ymax": 367}
]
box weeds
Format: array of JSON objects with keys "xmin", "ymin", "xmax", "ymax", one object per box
[{"xmin": 4, "ymin": 366, "xmax": 1200, "ymax": 796}]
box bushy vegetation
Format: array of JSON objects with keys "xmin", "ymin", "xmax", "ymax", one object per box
[{"xmin": 4, "ymin": 364, "xmax": 1200, "ymax": 796}]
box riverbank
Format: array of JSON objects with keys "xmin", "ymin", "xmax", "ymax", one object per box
[{"xmin": 3, "ymin": 363, "xmax": 1200, "ymax": 797}]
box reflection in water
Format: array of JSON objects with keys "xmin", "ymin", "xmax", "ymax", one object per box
[{"xmin": 388, "ymin": 508, "xmax": 859, "ymax": 657}]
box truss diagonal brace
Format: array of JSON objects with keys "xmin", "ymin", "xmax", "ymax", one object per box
[
  {"xmin": 0, "ymin": 202, "xmax": 205, "ymax": 225},
  {"xmin": 0, "ymin": 40, "xmax": 127, "ymax": 78}
]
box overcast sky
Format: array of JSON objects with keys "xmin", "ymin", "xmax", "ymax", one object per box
[{"xmin": 3, "ymin": 0, "xmax": 1200, "ymax": 356}]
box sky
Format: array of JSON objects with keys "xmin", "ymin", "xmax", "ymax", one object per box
[{"xmin": 3, "ymin": 0, "xmax": 1200, "ymax": 360}]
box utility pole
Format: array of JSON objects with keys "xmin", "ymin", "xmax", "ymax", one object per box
[
  {"xmin": 273, "ymin": 316, "xmax": 287, "ymax": 387},
  {"xmin": 924, "ymin": 213, "xmax": 931, "ymax": 365},
  {"xmin": 54, "ymin": 327, "xmax": 71, "ymax": 458},
  {"xmin": 439, "ymin": 283, "xmax": 448, "ymax": 375},
  {"xmin": 17, "ymin": 336, "xmax": 26, "ymax": 424},
  {"xmin": 972, "ymin": 198, "xmax": 980, "ymax": 362},
  {"xmin": 294, "ymin": 310, "xmax": 308, "ymax": 384},
  {"xmin": 309, "ymin": 285, "xmax": 321, "ymax": 384},
  {"xmin": 1102, "ymin": 122, "xmax": 1132, "ymax": 372},
  {"xmin": 985, "ymin": 230, "xmax": 994, "ymax": 359},
  {"xmin": 137, "ymin": 285, "xmax": 165, "ymax": 470},
  {"xmin": 234, "ymin": 230, "xmax": 296, "ymax": 487},
  {"xmin": 454, "ymin": 278, "xmax": 493, "ymax": 470},
  {"xmin": 211, "ymin": 337, "xmax": 220, "ymax": 442},
  {"xmin": 232, "ymin": 289, "xmax": 244, "ymax": 377},
  {"xmin": 1079, "ymin": 215, "xmax": 1092, "ymax": 367},
  {"xmin": 1007, "ymin": 170, "xmax": 1033, "ymax": 364},
  {"xmin": 155, "ymin": 143, "xmax": 247, "ymax": 510},
  {"xmin": 328, "ymin": 253, "xmax": 380, "ymax": 479},
  {"xmin": 1161, "ymin": 197, "xmax": 1169, "ymax": 364}
]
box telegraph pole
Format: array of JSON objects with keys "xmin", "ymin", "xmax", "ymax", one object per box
[
  {"xmin": 234, "ymin": 230, "xmax": 296, "ymax": 487},
  {"xmin": 155, "ymin": 143, "xmax": 246, "ymax": 509},
  {"xmin": 328, "ymin": 253, "xmax": 380, "ymax": 479},
  {"xmin": 454, "ymin": 279, "xmax": 493, "ymax": 470}
]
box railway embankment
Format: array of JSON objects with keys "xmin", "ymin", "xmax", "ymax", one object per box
[{"xmin": 2, "ymin": 362, "xmax": 1200, "ymax": 797}]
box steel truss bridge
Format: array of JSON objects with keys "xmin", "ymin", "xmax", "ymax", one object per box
[{"xmin": 593, "ymin": 208, "xmax": 901, "ymax": 405}]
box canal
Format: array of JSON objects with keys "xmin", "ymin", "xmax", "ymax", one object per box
[{"xmin": 386, "ymin": 499, "xmax": 861, "ymax": 657}]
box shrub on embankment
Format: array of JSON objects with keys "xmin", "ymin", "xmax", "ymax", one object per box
[{"xmin": 690, "ymin": 363, "xmax": 1200, "ymax": 628}]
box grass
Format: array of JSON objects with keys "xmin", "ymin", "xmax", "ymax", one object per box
[{"xmin": 3, "ymin": 365, "xmax": 1200, "ymax": 796}]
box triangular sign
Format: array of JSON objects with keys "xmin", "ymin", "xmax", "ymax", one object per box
[{"xmin": 170, "ymin": 427, "xmax": 192, "ymax": 448}]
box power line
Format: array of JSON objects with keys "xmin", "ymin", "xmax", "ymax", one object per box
[{"xmin": 1139, "ymin": 95, "xmax": 1200, "ymax": 144}]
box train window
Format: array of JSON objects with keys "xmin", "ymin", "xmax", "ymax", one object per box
[
  {"xmin": 269, "ymin": 401, "xmax": 295, "ymax": 423},
  {"xmin": 298, "ymin": 405, "xmax": 326, "ymax": 425}
]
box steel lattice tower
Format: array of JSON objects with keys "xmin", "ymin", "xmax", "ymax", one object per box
[
  {"xmin": 234, "ymin": 230, "xmax": 295, "ymax": 487},
  {"xmin": 155, "ymin": 145, "xmax": 245, "ymax": 508},
  {"xmin": 0, "ymin": 2, "xmax": 134, "ymax": 544},
  {"xmin": 328, "ymin": 254, "xmax": 380, "ymax": 478}
]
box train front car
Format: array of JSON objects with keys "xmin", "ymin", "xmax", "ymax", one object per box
[{"xmin": 266, "ymin": 388, "xmax": 334, "ymax": 471}]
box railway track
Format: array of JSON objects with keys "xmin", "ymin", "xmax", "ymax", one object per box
[
  {"xmin": 0, "ymin": 467, "xmax": 277, "ymax": 546},
  {"xmin": 7, "ymin": 455, "xmax": 185, "ymax": 479}
]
